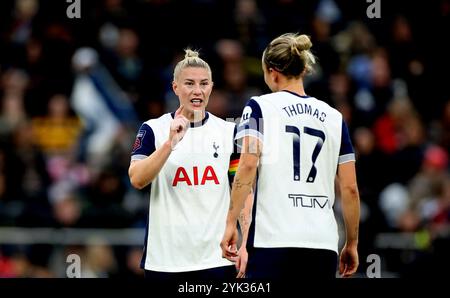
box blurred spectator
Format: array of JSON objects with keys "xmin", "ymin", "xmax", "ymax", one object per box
[
  {"xmin": 70, "ymin": 47, "xmax": 138, "ymax": 169},
  {"xmin": 31, "ymin": 93, "xmax": 82, "ymax": 156},
  {"xmin": 80, "ymin": 168, "xmax": 133, "ymax": 228},
  {"xmin": 0, "ymin": 93, "xmax": 27, "ymax": 136},
  {"xmin": 354, "ymin": 127, "xmax": 390, "ymax": 207},
  {"xmin": 207, "ymin": 89, "xmax": 231, "ymax": 119},
  {"xmin": 379, "ymin": 183, "xmax": 410, "ymax": 230},
  {"xmin": 6, "ymin": 0, "xmax": 39, "ymax": 46},
  {"xmin": 30, "ymin": 92, "xmax": 88, "ymax": 215},
  {"xmin": 376, "ymin": 98, "xmax": 426, "ymax": 184},
  {"xmin": 214, "ymin": 39, "xmax": 261, "ymax": 118},
  {"xmin": 310, "ymin": 4, "xmax": 340, "ymax": 77},
  {"xmin": 4, "ymin": 121, "xmax": 52, "ymax": 227},
  {"xmin": 429, "ymin": 179, "xmax": 450, "ymax": 233},
  {"xmin": 124, "ymin": 246, "xmax": 144, "ymax": 278},
  {"xmin": 101, "ymin": 26, "xmax": 144, "ymax": 105},
  {"xmin": 233, "ymin": 0, "xmax": 268, "ymax": 56},
  {"xmin": 436, "ymin": 100, "xmax": 450, "ymax": 155},
  {"xmin": 387, "ymin": 15, "xmax": 430, "ymax": 121},
  {"xmin": 81, "ymin": 238, "xmax": 117, "ymax": 278},
  {"xmin": 48, "ymin": 180, "xmax": 82, "ymax": 227},
  {"xmin": 0, "ymin": 248, "xmax": 33, "ymax": 277},
  {"xmin": 0, "ymin": 68, "xmax": 29, "ymax": 136},
  {"xmin": 405, "ymin": 146, "xmax": 450, "ymax": 231}
]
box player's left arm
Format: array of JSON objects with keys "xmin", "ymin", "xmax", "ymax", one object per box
[{"xmin": 221, "ymin": 136, "xmax": 261, "ymax": 259}]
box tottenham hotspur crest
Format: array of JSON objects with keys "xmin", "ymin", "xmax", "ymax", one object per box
[{"xmin": 213, "ymin": 142, "xmax": 219, "ymax": 158}]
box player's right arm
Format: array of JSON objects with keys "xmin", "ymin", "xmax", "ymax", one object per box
[
  {"xmin": 235, "ymin": 193, "xmax": 253, "ymax": 278},
  {"xmin": 337, "ymin": 161, "xmax": 360, "ymax": 277},
  {"xmin": 221, "ymin": 98, "xmax": 263, "ymax": 261},
  {"xmin": 129, "ymin": 106, "xmax": 189, "ymax": 189},
  {"xmin": 336, "ymin": 119, "xmax": 360, "ymax": 277},
  {"xmin": 129, "ymin": 141, "xmax": 172, "ymax": 189}
]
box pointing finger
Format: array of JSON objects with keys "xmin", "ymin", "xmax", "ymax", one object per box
[{"xmin": 175, "ymin": 105, "xmax": 184, "ymax": 117}]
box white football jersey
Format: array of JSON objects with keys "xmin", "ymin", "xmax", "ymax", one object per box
[
  {"xmin": 131, "ymin": 112, "xmax": 236, "ymax": 272},
  {"xmin": 236, "ymin": 90, "xmax": 355, "ymax": 253}
]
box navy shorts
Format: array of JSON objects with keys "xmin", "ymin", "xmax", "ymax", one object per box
[
  {"xmin": 246, "ymin": 247, "xmax": 338, "ymax": 279},
  {"xmin": 144, "ymin": 265, "xmax": 236, "ymax": 280}
]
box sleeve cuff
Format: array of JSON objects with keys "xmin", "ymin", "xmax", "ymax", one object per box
[
  {"xmin": 234, "ymin": 129, "xmax": 264, "ymax": 148},
  {"xmin": 131, "ymin": 154, "xmax": 148, "ymax": 161},
  {"xmin": 338, "ymin": 153, "xmax": 355, "ymax": 164}
]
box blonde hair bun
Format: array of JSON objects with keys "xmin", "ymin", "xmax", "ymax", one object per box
[
  {"xmin": 172, "ymin": 48, "xmax": 212, "ymax": 81},
  {"xmin": 295, "ymin": 35, "xmax": 312, "ymax": 52},
  {"xmin": 184, "ymin": 49, "xmax": 200, "ymax": 59},
  {"xmin": 263, "ymin": 32, "xmax": 316, "ymax": 77}
]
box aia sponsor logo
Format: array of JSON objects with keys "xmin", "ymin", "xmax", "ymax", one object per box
[{"xmin": 172, "ymin": 166, "xmax": 219, "ymax": 186}]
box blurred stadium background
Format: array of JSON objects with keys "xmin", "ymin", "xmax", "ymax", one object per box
[{"xmin": 0, "ymin": 0, "xmax": 449, "ymax": 278}]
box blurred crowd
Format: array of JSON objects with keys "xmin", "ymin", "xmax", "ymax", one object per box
[{"xmin": 0, "ymin": 0, "xmax": 449, "ymax": 277}]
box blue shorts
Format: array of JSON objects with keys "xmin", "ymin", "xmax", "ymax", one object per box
[{"xmin": 246, "ymin": 247, "xmax": 338, "ymax": 279}]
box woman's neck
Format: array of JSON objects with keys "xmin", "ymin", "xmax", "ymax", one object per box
[
  {"xmin": 277, "ymin": 78, "xmax": 306, "ymax": 96},
  {"xmin": 184, "ymin": 110, "xmax": 205, "ymax": 122}
]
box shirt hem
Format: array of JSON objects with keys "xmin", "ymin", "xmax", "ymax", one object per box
[
  {"xmin": 143, "ymin": 260, "xmax": 234, "ymax": 273},
  {"xmin": 253, "ymin": 241, "xmax": 338, "ymax": 254}
]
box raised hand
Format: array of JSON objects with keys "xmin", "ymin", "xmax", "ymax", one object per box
[{"xmin": 169, "ymin": 105, "xmax": 190, "ymax": 149}]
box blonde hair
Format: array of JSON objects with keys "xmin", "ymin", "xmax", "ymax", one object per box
[
  {"xmin": 262, "ymin": 33, "xmax": 316, "ymax": 78},
  {"xmin": 173, "ymin": 49, "xmax": 212, "ymax": 81}
]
